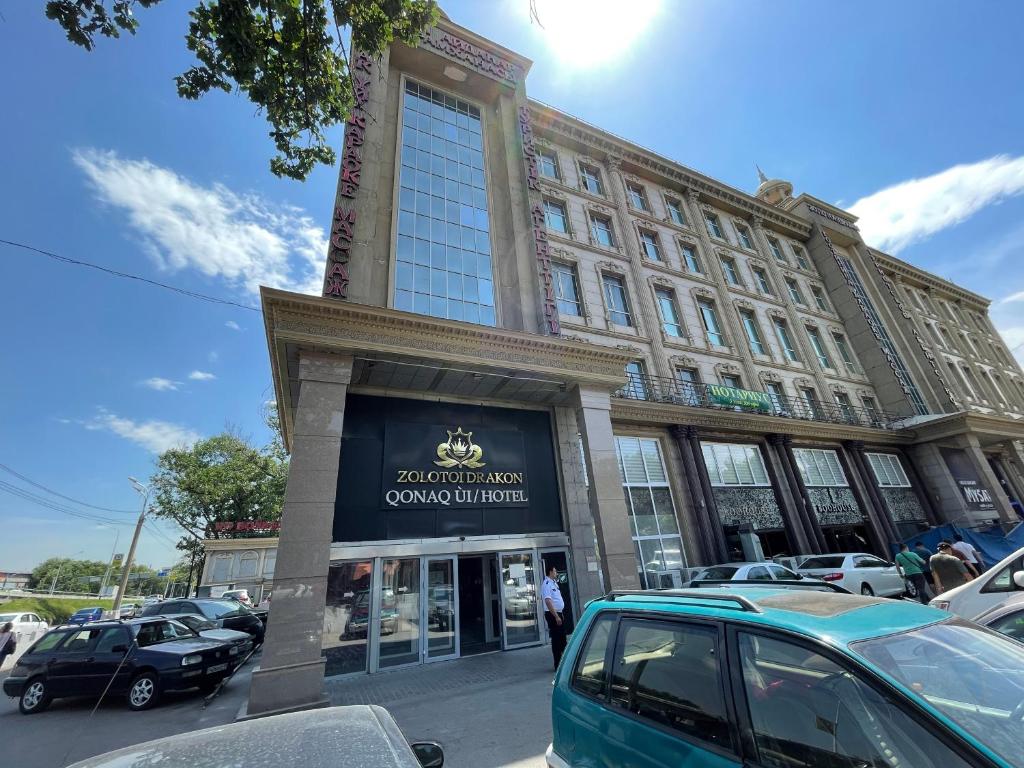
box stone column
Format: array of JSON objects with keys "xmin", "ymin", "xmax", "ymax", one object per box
[
  {"xmin": 998, "ymin": 442, "xmax": 1024, "ymax": 505},
  {"xmin": 841, "ymin": 441, "xmax": 897, "ymax": 554},
  {"xmin": 779, "ymin": 436, "xmax": 828, "ymax": 553},
  {"xmin": 764, "ymin": 435, "xmax": 814, "ymax": 554},
  {"xmin": 684, "ymin": 427, "xmax": 731, "ymax": 562},
  {"xmin": 954, "ymin": 433, "xmax": 1018, "ymax": 525},
  {"xmin": 670, "ymin": 425, "xmax": 718, "ymax": 563},
  {"xmin": 573, "ymin": 385, "xmax": 641, "ymax": 590},
  {"xmin": 247, "ymin": 352, "xmax": 353, "ymax": 717},
  {"xmin": 899, "ymin": 451, "xmax": 940, "ymax": 526}
]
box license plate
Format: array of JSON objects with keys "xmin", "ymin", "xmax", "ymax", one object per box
[{"xmin": 208, "ymin": 663, "xmax": 228, "ymax": 673}]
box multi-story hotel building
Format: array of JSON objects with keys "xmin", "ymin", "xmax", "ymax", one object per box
[{"xmin": 247, "ymin": 14, "xmax": 1024, "ymax": 715}]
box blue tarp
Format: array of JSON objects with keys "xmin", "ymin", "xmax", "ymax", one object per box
[{"xmin": 900, "ymin": 523, "xmax": 1024, "ymax": 568}]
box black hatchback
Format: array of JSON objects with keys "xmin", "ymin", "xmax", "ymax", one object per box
[
  {"xmin": 142, "ymin": 599, "xmax": 265, "ymax": 644},
  {"xmin": 3, "ymin": 618, "xmax": 235, "ymax": 714}
]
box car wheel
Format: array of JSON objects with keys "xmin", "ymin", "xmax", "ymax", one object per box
[
  {"xmin": 127, "ymin": 672, "xmax": 160, "ymax": 711},
  {"xmin": 19, "ymin": 678, "xmax": 52, "ymax": 715},
  {"xmin": 860, "ymin": 583, "xmax": 874, "ymax": 596}
]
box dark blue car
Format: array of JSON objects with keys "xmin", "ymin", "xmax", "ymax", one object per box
[{"xmin": 67, "ymin": 607, "xmax": 104, "ymax": 625}]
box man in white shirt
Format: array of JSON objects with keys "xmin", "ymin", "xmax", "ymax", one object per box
[
  {"xmin": 952, "ymin": 534, "xmax": 982, "ymax": 575},
  {"xmin": 541, "ymin": 565, "xmax": 566, "ymax": 668}
]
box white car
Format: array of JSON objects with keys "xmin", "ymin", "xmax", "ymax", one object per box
[
  {"xmin": 797, "ymin": 552, "xmax": 909, "ymax": 597},
  {"xmin": 0, "ymin": 611, "xmax": 49, "ymax": 646},
  {"xmin": 930, "ymin": 545, "xmax": 1024, "ymax": 620},
  {"xmin": 688, "ymin": 561, "xmax": 809, "ymax": 584}
]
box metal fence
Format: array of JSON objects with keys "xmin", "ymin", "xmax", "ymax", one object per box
[{"xmin": 614, "ymin": 373, "xmax": 897, "ymax": 430}]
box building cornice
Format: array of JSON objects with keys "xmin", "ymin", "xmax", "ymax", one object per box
[
  {"xmin": 907, "ymin": 410, "xmax": 1024, "ymax": 444},
  {"xmin": 869, "ymin": 250, "xmax": 991, "ymax": 307}
]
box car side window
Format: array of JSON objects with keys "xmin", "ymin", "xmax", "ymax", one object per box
[
  {"xmin": 768, "ymin": 566, "xmax": 794, "ymax": 580},
  {"xmin": 571, "ymin": 613, "xmax": 615, "ymax": 698},
  {"xmin": 608, "ymin": 619, "xmax": 730, "ymax": 748},
  {"xmin": 856, "ymin": 556, "xmax": 887, "ymax": 568},
  {"xmin": 981, "ymin": 558, "xmax": 1024, "ymax": 594},
  {"xmin": 94, "ymin": 628, "xmax": 131, "ymax": 653},
  {"xmin": 135, "ymin": 623, "xmax": 161, "ymax": 647},
  {"xmin": 988, "ymin": 610, "xmax": 1024, "ymax": 641},
  {"xmin": 737, "ymin": 632, "xmax": 971, "ymax": 768},
  {"xmin": 32, "ymin": 632, "xmax": 67, "ymax": 653},
  {"xmin": 748, "ymin": 566, "xmax": 771, "ymax": 581},
  {"xmin": 61, "ymin": 629, "xmax": 101, "ymax": 653}
]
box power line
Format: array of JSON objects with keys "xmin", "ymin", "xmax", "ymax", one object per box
[
  {"xmin": 0, "ymin": 480, "xmax": 134, "ymax": 527},
  {"xmin": 0, "ymin": 239, "xmax": 262, "ymax": 313},
  {"xmin": 0, "ymin": 463, "xmax": 137, "ymax": 514}
]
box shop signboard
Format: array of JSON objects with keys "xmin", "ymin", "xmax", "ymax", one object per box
[
  {"xmin": 940, "ymin": 448, "xmax": 996, "ymax": 513},
  {"xmin": 706, "ymin": 384, "xmax": 772, "ymax": 412}
]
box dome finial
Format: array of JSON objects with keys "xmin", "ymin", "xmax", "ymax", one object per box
[{"xmin": 756, "ymin": 163, "xmax": 768, "ymax": 184}]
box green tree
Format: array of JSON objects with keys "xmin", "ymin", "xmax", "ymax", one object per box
[
  {"xmin": 150, "ymin": 430, "xmax": 288, "ymax": 559},
  {"xmin": 45, "ymin": 0, "xmax": 439, "ymax": 180},
  {"xmin": 28, "ymin": 557, "xmax": 108, "ymax": 593}
]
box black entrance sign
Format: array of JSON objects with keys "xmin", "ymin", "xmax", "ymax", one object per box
[
  {"xmin": 940, "ymin": 448, "xmax": 996, "ymax": 513},
  {"xmin": 333, "ymin": 395, "xmax": 563, "ymax": 542}
]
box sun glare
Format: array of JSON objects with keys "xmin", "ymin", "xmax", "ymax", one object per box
[{"xmin": 529, "ymin": 0, "xmax": 664, "ymax": 68}]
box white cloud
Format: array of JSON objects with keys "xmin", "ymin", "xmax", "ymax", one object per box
[
  {"xmin": 84, "ymin": 408, "xmax": 201, "ymax": 454},
  {"xmin": 848, "ymin": 155, "xmax": 1024, "ymax": 254},
  {"xmin": 188, "ymin": 370, "xmax": 216, "ymax": 381},
  {"xmin": 208, "ymin": 351, "xmax": 220, "ymax": 363},
  {"xmin": 224, "ymin": 320, "xmax": 241, "ymax": 331},
  {"xmin": 73, "ymin": 148, "xmax": 327, "ymax": 295},
  {"xmin": 141, "ymin": 377, "xmax": 180, "ymax": 392}
]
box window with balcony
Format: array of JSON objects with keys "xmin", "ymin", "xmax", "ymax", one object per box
[
  {"xmin": 544, "ymin": 199, "xmax": 569, "ymax": 234},
  {"xmin": 832, "ymin": 332, "xmax": 860, "ymax": 373},
  {"xmin": 698, "ymin": 299, "xmax": 726, "ymax": 346},
  {"xmin": 799, "ymin": 387, "xmax": 821, "ymax": 418},
  {"xmin": 736, "ymin": 224, "xmax": 754, "ymax": 250},
  {"xmin": 681, "ymin": 243, "xmax": 703, "ymax": 274},
  {"xmin": 553, "ymin": 262, "xmax": 582, "ymax": 316},
  {"xmin": 590, "ymin": 213, "xmax": 615, "ymax": 247},
  {"xmin": 538, "ymin": 148, "xmax": 560, "ymax": 180},
  {"xmin": 807, "ymin": 326, "xmax": 832, "ymax": 368},
  {"xmin": 811, "ymin": 285, "xmax": 830, "ymax": 312},
  {"xmin": 767, "ymin": 236, "xmax": 786, "ymax": 263},
  {"xmin": 773, "ymin": 318, "xmax": 799, "ymax": 362},
  {"xmin": 785, "ymin": 278, "xmax": 805, "ymax": 305},
  {"xmin": 765, "ymin": 381, "xmax": 786, "ymax": 414},
  {"xmin": 675, "ymin": 368, "xmax": 700, "ymax": 405},
  {"xmin": 740, "ymin": 309, "xmax": 766, "ymax": 355},
  {"xmin": 624, "ymin": 361, "xmax": 648, "ymax": 399},
  {"xmin": 835, "ymin": 392, "xmax": 855, "ymax": 422},
  {"xmin": 720, "ymin": 256, "xmax": 743, "ymax": 287},
  {"xmin": 580, "ymin": 164, "xmax": 604, "ymax": 195},
  {"xmin": 639, "ymin": 229, "xmax": 662, "ymax": 261},
  {"xmin": 666, "ymin": 198, "xmax": 687, "ymax": 227},
  {"xmin": 752, "ymin": 267, "xmax": 773, "ymax": 296},
  {"xmin": 701, "ymin": 442, "xmax": 770, "ymax": 487},
  {"xmin": 603, "ymin": 274, "xmax": 633, "ymax": 326},
  {"xmin": 655, "ymin": 288, "xmax": 684, "ymax": 338},
  {"xmin": 627, "ymin": 183, "xmax": 650, "ymax": 211},
  {"xmin": 861, "ymin": 395, "xmax": 881, "ymax": 422},
  {"xmin": 704, "ymin": 212, "xmax": 724, "ymax": 240}
]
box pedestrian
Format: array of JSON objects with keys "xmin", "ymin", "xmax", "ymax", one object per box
[
  {"xmin": 895, "ymin": 544, "xmax": 930, "ymax": 604},
  {"xmin": 541, "ymin": 565, "xmax": 567, "ymax": 669},
  {"xmin": 945, "ymin": 540, "xmax": 979, "ymax": 578},
  {"xmin": 912, "ymin": 540, "xmax": 933, "ymax": 584},
  {"xmin": 930, "ymin": 542, "xmax": 972, "ymax": 595},
  {"xmin": 952, "ymin": 534, "xmax": 983, "ymax": 575},
  {"xmin": 0, "ymin": 622, "xmax": 15, "ymax": 670}
]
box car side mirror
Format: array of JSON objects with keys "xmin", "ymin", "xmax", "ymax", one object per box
[
  {"xmin": 1013, "ymin": 571, "xmax": 1024, "ymax": 590},
  {"xmin": 111, "ymin": 644, "xmax": 129, "ymax": 654},
  {"xmin": 411, "ymin": 742, "xmax": 444, "ymax": 768}
]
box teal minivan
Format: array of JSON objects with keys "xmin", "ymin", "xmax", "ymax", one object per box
[{"xmin": 548, "ymin": 587, "xmax": 1024, "ymax": 768}]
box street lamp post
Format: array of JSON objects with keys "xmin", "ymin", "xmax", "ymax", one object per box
[
  {"xmin": 49, "ymin": 550, "xmax": 84, "ymax": 595},
  {"xmin": 113, "ymin": 478, "xmax": 150, "ymax": 616},
  {"xmin": 98, "ymin": 529, "xmax": 121, "ymax": 596}
]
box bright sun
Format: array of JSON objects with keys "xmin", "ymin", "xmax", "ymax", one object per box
[{"xmin": 528, "ymin": 0, "xmax": 664, "ymax": 68}]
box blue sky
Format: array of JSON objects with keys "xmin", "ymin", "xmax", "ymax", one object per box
[{"xmin": 2, "ymin": 0, "xmax": 1024, "ymax": 573}]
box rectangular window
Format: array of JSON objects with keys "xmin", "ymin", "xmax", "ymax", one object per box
[
  {"xmin": 767, "ymin": 236, "xmax": 786, "ymax": 263},
  {"xmin": 675, "ymin": 367, "xmax": 700, "ymax": 406},
  {"xmin": 655, "ymin": 288, "xmax": 684, "ymax": 338},
  {"xmin": 793, "ymin": 244, "xmax": 811, "ymax": 270},
  {"xmin": 639, "ymin": 230, "xmax": 662, "ymax": 261},
  {"xmin": 701, "ymin": 442, "xmax": 770, "ymax": 486},
  {"xmin": 603, "ymin": 274, "xmax": 632, "ymax": 326},
  {"xmin": 396, "ymin": 81, "xmax": 493, "ymax": 325},
  {"xmin": 835, "ymin": 392, "xmax": 855, "ymax": 421},
  {"xmin": 590, "ymin": 214, "xmax": 615, "ymax": 247},
  {"xmin": 698, "ymin": 299, "xmax": 725, "ymax": 346},
  {"xmin": 705, "ymin": 212, "xmax": 724, "ymax": 239},
  {"xmin": 681, "ymin": 244, "xmax": 702, "ymax": 274},
  {"xmin": 793, "ymin": 447, "xmax": 848, "ymax": 487},
  {"xmin": 615, "ymin": 437, "xmax": 686, "ymax": 589},
  {"xmin": 740, "ymin": 309, "xmax": 766, "ymax": 355},
  {"xmin": 722, "ymin": 374, "xmax": 742, "ymax": 388},
  {"xmin": 799, "ymin": 387, "xmax": 821, "ymax": 419},
  {"xmin": 811, "ymin": 285, "xmax": 830, "ymax": 312},
  {"xmin": 866, "ymin": 453, "xmax": 911, "ymax": 487},
  {"xmin": 624, "ymin": 361, "xmax": 648, "ymax": 400},
  {"xmin": 537, "ymin": 148, "xmax": 560, "ymax": 179},
  {"xmin": 720, "ymin": 256, "xmax": 742, "ymax": 287},
  {"xmin": 627, "ymin": 183, "xmax": 650, "ymax": 211},
  {"xmin": 553, "ymin": 262, "xmax": 582, "ymax": 316},
  {"xmin": 736, "ymin": 224, "xmax": 754, "ymax": 250},
  {"xmin": 832, "ymin": 332, "xmax": 860, "ymax": 373},
  {"xmin": 807, "ymin": 326, "xmax": 832, "ymax": 368},
  {"xmin": 580, "ymin": 164, "xmax": 604, "ymax": 195},
  {"xmin": 544, "ymin": 199, "xmax": 569, "ymax": 234},
  {"xmin": 773, "ymin": 319, "xmax": 799, "ymax": 362},
  {"xmin": 765, "ymin": 381, "xmax": 786, "ymax": 414},
  {"xmin": 861, "ymin": 396, "xmax": 881, "ymax": 422},
  {"xmin": 785, "ymin": 278, "xmax": 805, "ymax": 305},
  {"xmin": 753, "ymin": 267, "xmax": 773, "ymax": 296},
  {"xmin": 666, "ymin": 198, "xmax": 686, "ymax": 227}
]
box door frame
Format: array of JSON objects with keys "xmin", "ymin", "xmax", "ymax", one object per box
[
  {"xmin": 421, "ymin": 555, "xmax": 460, "ymax": 664},
  {"xmin": 497, "ymin": 549, "xmax": 542, "ymax": 650},
  {"xmin": 539, "ymin": 546, "xmax": 578, "ymax": 626}
]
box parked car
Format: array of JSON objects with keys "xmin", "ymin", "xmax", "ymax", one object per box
[
  {"xmin": 3, "ymin": 617, "xmax": 236, "ymax": 714},
  {"xmin": 66, "ymin": 705, "xmax": 444, "ymax": 768},
  {"xmin": 118, "ymin": 604, "xmax": 140, "ymax": 619},
  {"xmin": 160, "ymin": 613, "xmax": 254, "ymax": 662},
  {"xmin": 345, "ymin": 590, "xmax": 397, "ymax": 638},
  {"xmin": 930, "ymin": 545, "xmax": 1024, "ymax": 620},
  {"xmin": 976, "ymin": 603, "xmax": 1024, "ymax": 642},
  {"xmin": 797, "ymin": 552, "xmax": 910, "ymax": 597},
  {"xmin": 548, "ymin": 587, "xmax": 1024, "ymax": 768},
  {"xmin": 220, "ymin": 588, "xmax": 253, "ymax": 607},
  {"xmin": 141, "ymin": 598, "xmax": 264, "ymax": 644},
  {"xmin": 66, "ymin": 607, "xmax": 104, "ymax": 625},
  {"xmin": 0, "ymin": 611, "xmax": 48, "ymax": 646},
  {"xmin": 686, "ymin": 561, "xmax": 812, "ymax": 585}
]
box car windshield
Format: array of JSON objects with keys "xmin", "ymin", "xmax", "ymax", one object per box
[
  {"xmin": 204, "ymin": 600, "xmax": 249, "ymax": 619},
  {"xmin": 0, "ymin": 613, "xmax": 17, "ymax": 623},
  {"xmin": 800, "ymin": 556, "xmax": 845, "ymax": 569},
  {"xmin": 698, "ymin": 566, "xmax": 739, "ymax": 580},
  {"xmin": 852, "ymin": 618, "xmax": 1024, "ymax": 767},
  {"xmin": 73, "ymin": 608, "xmax": 99, "ymax": 616}
]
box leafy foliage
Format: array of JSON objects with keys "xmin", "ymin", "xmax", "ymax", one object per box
[
  {"xmin": 0, "ymin": 598, "xmax": 118, "ymax": 624},
  {"xmin": 26, "ymin": 558, "xmax": 164, "ymax": 596},
  {"xmin": 45, "ymin": 0, "xmax": 439, "ymax": 180}
]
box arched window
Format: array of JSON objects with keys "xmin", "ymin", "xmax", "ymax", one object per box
[
  {"xmin": 211, "ymin": 554, "xmax": 232, "ymax": 582},
  {"xmin": 238, "ymin": 550, "xmax": 259, "ymax": 579}
]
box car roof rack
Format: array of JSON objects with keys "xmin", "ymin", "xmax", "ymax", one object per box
[
  {"xmin": 689, "ymin": 579, "xmax": 851, "ymax": 594},
  {"xmin": 603, "ymin": 589, "xmax": 761, "ymax": 613}
]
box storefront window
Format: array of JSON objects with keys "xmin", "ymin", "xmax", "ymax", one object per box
[
  {"xmin": 793, "ymin": 448, "xmax": 848, "ymax": 487},
  {"xmin": 866, "ymin": 453, "xmax": 911, "ymax": 487},
  {"xmin": 322, "ymin": 560, "xmax": 373, "ymax": 676},
  {"xmin": 701, "ymin": 442, "xmax": 770, "ymax": 486},
  {"xmin": 615, "ymin": 437, "xmax": 686, "ymax": 589}
]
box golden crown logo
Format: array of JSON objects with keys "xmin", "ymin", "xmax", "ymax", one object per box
[{"xmin": 434, "ymin": 427, "xmax": 486, "ymax": 468}]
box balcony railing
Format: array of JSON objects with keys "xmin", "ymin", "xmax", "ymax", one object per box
[{"xmin": 614, "ymin": 374, "xmax": 897, "ymax": 430}]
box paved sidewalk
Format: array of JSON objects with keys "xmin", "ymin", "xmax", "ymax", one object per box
[{"xmin": 327, "ymin": 645, "xmax": 556, "ymax": 768}]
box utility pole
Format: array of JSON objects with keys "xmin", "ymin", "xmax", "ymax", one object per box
[
  {"xmin": 113, "ymin": 478, "xmax": 150, "ymax": 616},
  {"xmin": 98, "ymin": 529, "xmax": 121, "ymax": 596}
]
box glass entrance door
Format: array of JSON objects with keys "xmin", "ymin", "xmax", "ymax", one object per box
[
  {"xmin": 498, "ymin": 550, "xmax": 540, "ymax": 649},
  {"xmin": 377, "ymin": 557, "xmax": 421, "ymax": 669},
  {"xmin": 422, "ymin": 556, "xmax": 459, "ymax": 662}
]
